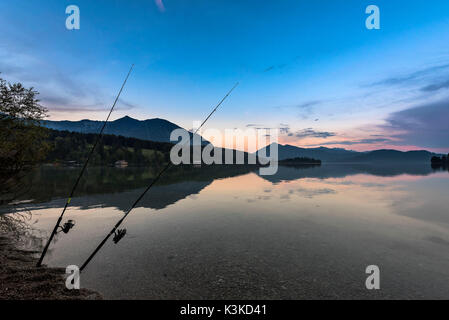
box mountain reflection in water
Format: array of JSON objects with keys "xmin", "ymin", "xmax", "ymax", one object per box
[
  {"xmin": 2, "ymin": 163, "xmax": 449, "ymax": 299},
  {"xmin": 3, "ymin": 163, "xmax": 444, "ymax": 213}
]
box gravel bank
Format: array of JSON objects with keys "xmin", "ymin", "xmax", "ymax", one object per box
[{"xmin": 0, "ymin": 233, "xmax": 102, "ymax": 300}]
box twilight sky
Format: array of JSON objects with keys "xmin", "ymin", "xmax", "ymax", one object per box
[{"xmin": 1, "ymin": 0, "xmax": 449, "ymax": 152}]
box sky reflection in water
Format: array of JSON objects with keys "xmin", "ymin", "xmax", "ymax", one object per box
[{"xmin": 5, "ymin": 164, "xmax": 449, "ymax": 299}]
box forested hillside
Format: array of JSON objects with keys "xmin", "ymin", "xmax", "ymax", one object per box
[{"xmin": 45, "ymin": 129, "xmax": 172, "ymax": 166}]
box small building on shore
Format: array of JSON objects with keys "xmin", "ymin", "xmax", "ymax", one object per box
[
  {"xmin": 62, "ymin": 160, "xmax": 81, "ymax": 167},
  {"xmin": 115, "ymin": 160, "xmax": 128, "ymax": 168}
]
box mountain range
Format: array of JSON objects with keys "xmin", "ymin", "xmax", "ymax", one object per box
[
  {"xmin": 256, "ymin": 143, "xmax": 438, "ymax": 163},
  {"xmin": 43, "ymin": 116, "xmax": 205, "ymax": 144},
  {"xmin": 44, "ymin": 116, "xmax": 438, "ymax": 163}
]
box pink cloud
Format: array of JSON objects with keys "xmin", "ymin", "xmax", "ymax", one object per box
[{"xmin": 154, "ymin": 0, "xmax": 165, "ymax": 12}]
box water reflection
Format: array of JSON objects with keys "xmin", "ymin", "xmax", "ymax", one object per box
[
  {"xmin": 1, "ymin": 165, "xmax": 255, "ymax": 212},
  {"xmin": 3, "ymin": 163, "xmax": 445, "ymax": 213},
  {"xmin": 259, "ymin": 163, "xmax": 442, "ymax": 184},
  {"xmin": 1, "ymin": 164, "xmax": 449, "ymax": 299}
]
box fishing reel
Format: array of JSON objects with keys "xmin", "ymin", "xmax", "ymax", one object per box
[
  {"xmin": 58, "ymin": 220, "xmax": 75, "ymax": 234},
  {"xmin": 113, "ymin": 228, "xmax": 127, "ymax": 244}
]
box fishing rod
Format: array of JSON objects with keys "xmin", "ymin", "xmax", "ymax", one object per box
[
  {"xmin": 36, "ymin": 64, "xmax": 134, "ymax": 267},
  {"xmin": 79, "ymin": 82, "xmax": 239, "ymax": 272}
]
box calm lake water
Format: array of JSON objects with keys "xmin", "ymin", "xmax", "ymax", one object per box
[{"xmin": 2, "ymin": 164, "xmax": 449, "ymax": 299}]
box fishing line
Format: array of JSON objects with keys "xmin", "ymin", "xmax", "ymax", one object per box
[
  {"xmin": 36, "ymin": 64, "xmax": 134, "ymax": 267},
  {"xmin": 79, "ymin": 82, "xmax": 239, "ymax": 272}
]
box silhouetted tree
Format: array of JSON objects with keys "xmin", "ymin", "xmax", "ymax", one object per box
[{"xmin": 0, "ymin": 76, "xmax": 49, "ymax": 204}]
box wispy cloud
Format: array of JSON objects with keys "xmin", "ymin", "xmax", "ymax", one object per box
[
  {"xmin": 421, "ymin": 79, "xmax": 449, "ymax": 92},
  {"xmin": 297, "ymin": 100, "xmax": 322, "ymax": 119},
  {"xmin": 263, "ymin": 64, "xmax": 288, "ymax": 73},
  {"xmin": 368, "ymin": 64, "xmax": 449, "ymax": 87},
  {"xmin": 279, "ymin": 125, "xmax": 290, "ymax": 135},
  {"xmin": 154, "ymin": 0, "xmax": 166, "ymax": 12},
  {"xmin": 274, "ymin": 100, "xmax": 323, "ymax": 120},
  {"xmin": 245, "ymin": 123, "xmax": 290, "ymax": 132},
  {"xmin": 292, "ymin": 128, "xmax": 335, "ymax": 139},
  {"xmin": 296, "ymin": 100, "xmax": 322, "ymax": 109},
  {"xmin": 47, "ymin": 98, "xmax": 137, "ymax": 113},
  {"xmin": 261, "ymin": 55, "xmax": 301, "ymax": 73},
  {"xmin": 307, "ymin": 137, "xmax": 394, "ymax": 146},
  {"xmin": 0, "ymin": 48, "xmax": 138, "ymax": 115}
]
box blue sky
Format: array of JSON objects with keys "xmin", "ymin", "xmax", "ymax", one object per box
[{"xmin": 1, "ymin": 0, "xmax": 449, "ymax": 151}]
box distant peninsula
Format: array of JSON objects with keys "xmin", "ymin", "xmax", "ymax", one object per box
[{"xmin": 278, "ymin": 157, "xmax": 321, "ymax": 165}]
